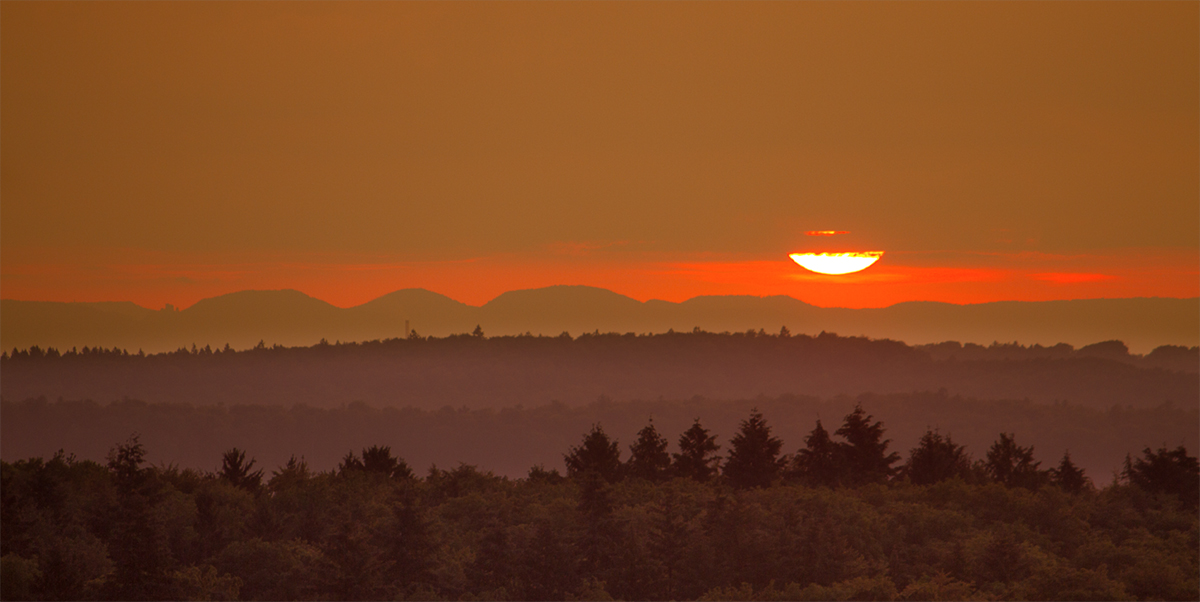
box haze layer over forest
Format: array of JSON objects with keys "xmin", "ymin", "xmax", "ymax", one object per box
[
  {"xmin": 3, "ymin": 329, "xmax": 1196, "ymax": 481},
  {"xmin": 3, "ymin": 286, "xmax": 1197, "ymax": 354},
  {"xmin": 3, "ymin": 393, "xmax": 1194, "ymax": 484},
  {"xmin": 3, "ymin": 330, "xmax": 1196, "ymax": 411}
]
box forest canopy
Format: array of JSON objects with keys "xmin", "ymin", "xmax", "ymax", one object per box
[{"xmin": 2, "ymin": 407, "xmax": 1197, "ymax": 601}]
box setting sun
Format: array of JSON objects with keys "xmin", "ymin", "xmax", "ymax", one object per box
[{"xmin": 789, "ymin": 251, "xmax": 884, "ymax": 275}]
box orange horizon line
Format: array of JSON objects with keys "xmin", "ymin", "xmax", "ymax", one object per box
[{"xmin": 2, "ymin": 287, "xmax": 1197, "ymax": 313}]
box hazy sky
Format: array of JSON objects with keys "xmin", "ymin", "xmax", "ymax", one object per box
[{"xmin": 3, "ymin": 2, "xmax": 1197, "ymax": 308}]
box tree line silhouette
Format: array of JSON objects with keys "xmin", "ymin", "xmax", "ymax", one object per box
[
  {"xmin": 3, "ymin": 406, "xmax": 1196, "ymax": 600},
  {"xmin": 4, "ymin": 329, "xmax": 1196, "ymax": 371},
  {"xmin": 3, "ymin": 331, "xmax": 1195, "ymax": 412},
  {"xmin": 561, "ymin": 405, "xmax": 1195, "ymax": 503}
]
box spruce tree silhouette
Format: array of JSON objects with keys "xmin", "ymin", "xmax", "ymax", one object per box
[
  {"xmin": 904, "ymin": 430, "xmax": 972, "ymax": 485},
  {"xmin": 104, "ymin": 435, "xmax": 173, "ymax": 600},
  {"xmin": 1051, "ymin": 451, "xmax": 1089, "ymax": 494},
  {"xmin": 835, "ymin": 404, "xmax": 900, "ymax": 486},
  {"xmin": 576, "ymin": 470, "xmax": 615, "ymax": 578},
  {"xmin": 723, "ymin": 409, "xmax": 784, "ymax": 489},
  {"xmin": 219, "ymin": 448, "xmax": 263, "ymax": 492},
  {"xmin": 791, "ymin": 419, "xmax": 842, "ymax": 487},
  {"xmin": 1123, "ymin": 445, "xmax": 1199, "ymax": 511},
  {"xmin": 337, "ymin": 450, "xmax": 364, "ymax": 474},
  {"xmin": 627, "ymin": 419, "xmax": 672, "ymax": 481},
  {"xmin": 672, "ymin": 418, "xmax": 721, "ymax": 482},
  {"xmin": 361, "ymin": 445, "xmax": 415, "ymax": 480},
  {"xmin": 107, "ymin": 434, "xmax": 148, "ymax": 491},
  {"xmin": 985, "ymin": 433, "xmax": 1047, "ymax": 489},
  {"xmin": 564, "ymin": 424, "xmax": 623, "ymax": 483},
  {"xmin": 269, "ymin": 455, "xmax": 310, "ymax": 492}
]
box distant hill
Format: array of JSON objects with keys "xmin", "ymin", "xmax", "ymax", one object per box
[
  {"xmin": 2, "ymin": 330, "xmax": 1195, "ymax": 411},
  {"xmin": 2, "ymin": 286, "xmax": 1196, "ymax": 354}
]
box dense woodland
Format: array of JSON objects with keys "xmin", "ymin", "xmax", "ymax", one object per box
[
  {"xmin": 2, "ymin": 331, "xmax": 1196, "ymax": 410},
  {"xmin": 3, "ymin": 406, "xmax": 1197, "ymax": 601}
]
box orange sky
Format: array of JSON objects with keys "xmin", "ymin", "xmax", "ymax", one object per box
[{"xmin": 3, "ymin": 3, "xmax": 1197, "ymax": 309}]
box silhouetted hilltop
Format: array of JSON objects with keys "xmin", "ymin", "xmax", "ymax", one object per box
[
  {"xmin": 666, "ymin": 294, "xmax": 822, "ymax": 334},
  {"xmin": 344, "ymin": 288, "xmax": 477, "ymax": 342},
  {"xmin": 1, "ymin": 299, "xmax": 158, "ymax": 347},
  {"xmin": 480, "ymin": 285, "xmax": 649, "ymax": 335},
  {"xmin": 2, "ymin": 287, "xmax": 1196, "ymax": 354},
  {"xmin": 182, "ymin": 289, "xmax": 339, "ymax": 346},
  {"xmin": 186, "ymin": 289, "xmax": 335, "ymax": 320},
  {"xmin": 353, "ymin": 288, "xmax": 473, "ymax": 317}
]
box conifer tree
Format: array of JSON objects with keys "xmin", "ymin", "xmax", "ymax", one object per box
[
  {"xmin": 269, "ymin": 455, "xmax": 310, "ymax": 492},
  {"xmin": 904, "ymin": 430, "xmax": 971, "ymax": 485},
  {"xmin": 1123, "ymin": 445, "xmax": 1199, "ymax": 511},
  {"xmin": 576, "ymin": 470, "xmax": 616, "ymax": 579},
  {"xmin": 361, "ymin": 445, "xmax": 398, "ymax": 475},
  {"xmin": 723, "ymin": 409, "xmax": 784, "ymax": 489},
  {"xmin": 338, "ymin": 450, "xmax": 364, "ymax": 474},
  {"xmin": 219, "ymin": 448, "xmax": 263, "ymax": 492},
  {"xmin": 627, "ymin": 419, "xmax": 672, "ymax": 481},
  {"xmin": 985, "ymin": 433, "xmax": 1047, "ymax": 489},
  {"xmin": 835, "ymin": 405, "xmax": 900, "ymax": 486},
  {"xmin": 791, "ymin": 420, "xmax": 842, "ymax": 487},
  {"xmin": 360, "ymin": 445, "xmax": 415, "ymax": 480},
  {"xmin": 564, "ymin": 424, "xmax": 623, "ymax": 482},
  {"xmin": 107, "ymin": 434, "xmax": 149, "ymax": 492},
  {"xmin": 1050, "ymin": 450, "xmax": 1089, "ymax": 494},
  {"xmin": 672, "ymin": 419, "xmax": 721, "ymax": 482},
  {"xmin": 105, "ymin": 436, "xmax": 174, "ymax": 600}
]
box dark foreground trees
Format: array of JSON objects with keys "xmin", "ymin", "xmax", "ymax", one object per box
[
  {"xmin": 671, "ymin": 419, "xmax": 721, "ymax": 482},
  {"xmin": 787, "ymin": 405, "xmax": 903, "ymax": 488},
  {"xmin": 2, "ymin": 414, "xmax": 1197, "ymax": 601},
  {"xmin": 563, "ymin": 424, "xmax": 623, "ymax": 482},
  {"xmin": 986, "ymin": 432, "xmax": 1049, "ymax": 490},
  {"xmin": 903, "ymin": 430, "xmax": 972, "ymax": 485},
  {"xmin": 626, "ymin": 420, "xmax": 671, "ymax": 482},
  {"xmin": 1052, "ymin": 451, "xmax": 1090, "ymax": 494},
  {"xmin": 219, "ymin": 448, "xmax": 263, "ymax": 492},
  {"xmin": 790, "ymin": 420, "xmax": 841, "ymax": 487},
  {"xmin": 836, "ymin": 405, "xmax": 902, "ymax": 486},
  {"xmin": 722, "ymin": 410, "xmax": 784, "ymax": 489},
  {"xmin": 1124, "ymin": 445, "xmax": 1200, "ymax": 512}
]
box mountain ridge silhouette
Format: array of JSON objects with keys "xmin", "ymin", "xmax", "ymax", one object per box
[{"xmin": 2, "ymin": 286, "xmax": 1196, "ymax": 354}]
